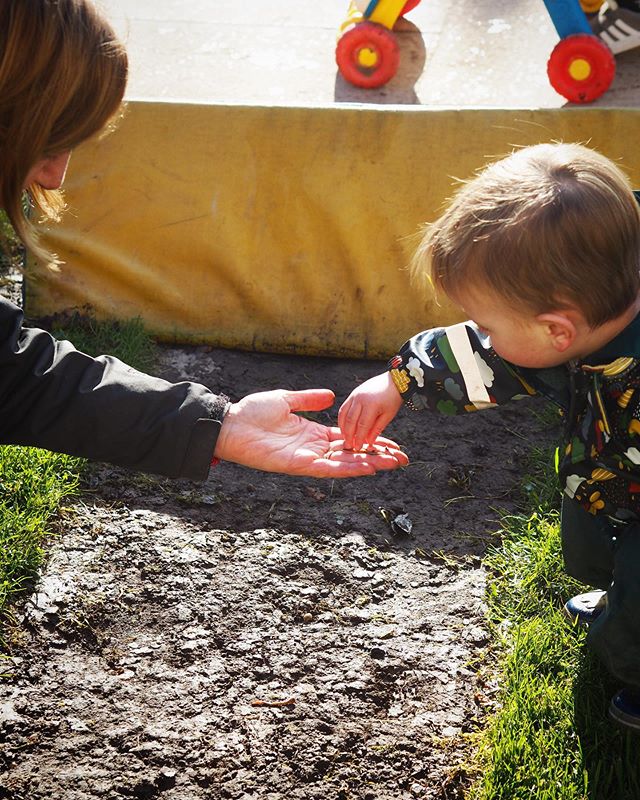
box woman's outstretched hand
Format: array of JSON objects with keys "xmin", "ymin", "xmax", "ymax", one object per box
[{"xmin": 213, "ymin": 389, "xmax": 408, "ymax": 477}]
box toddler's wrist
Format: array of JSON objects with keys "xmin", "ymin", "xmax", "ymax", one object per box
[{"xmin": 387, "ymin": 357, "xmax": 409, "ymax": 397}]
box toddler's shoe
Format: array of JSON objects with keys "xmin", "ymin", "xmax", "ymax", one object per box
[
  {"xmin": 609, "ymin": 688, "xmax": 640, "ymax": 732},
  {"xmin": 563, "ymin": 590, "xmax": 607, "ymax": 625},
  {"xmin": 590, "ymin": 1, "xmax": 640, "ymax": 54}
]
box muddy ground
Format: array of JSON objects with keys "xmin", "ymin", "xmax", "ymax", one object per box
[{"xmin": 0, "ymin": 341, "xmax": 554, "ymax": 800}]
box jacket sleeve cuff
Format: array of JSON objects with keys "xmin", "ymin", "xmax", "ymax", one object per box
[{"xmin": 182, "ymin": 414, "xmax": 226, "ymax": 481}]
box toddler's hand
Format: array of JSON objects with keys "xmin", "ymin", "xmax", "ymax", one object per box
[
  {"xmin": 213, "ymin": 388, "xmax": 407, "ymax": 477},
  {"xmin": 339, "ymin": 371, "xmax": 404, "ymax": 452}
]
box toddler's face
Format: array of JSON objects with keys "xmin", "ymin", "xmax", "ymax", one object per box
[{"xmin": 451, "ymin": 285, "xmax": 569, "ymax": 369}]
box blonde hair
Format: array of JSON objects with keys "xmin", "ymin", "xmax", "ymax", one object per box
[
  {"xmin": 0, "ymin": 0, "xmax": 128, "ymax": 261},
  {"xmin": 414, "ymin": 143, "xmax": 640, "ymax": 328}
]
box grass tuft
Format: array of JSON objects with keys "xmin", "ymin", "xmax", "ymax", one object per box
[
  {"xmin": 51, "ymin": 311, "xmax": 156, "ymax": 373},
  {"xmin": 471, "ymin": 414, "xmax": 640, "ymax": 800},
  {"xmin": 0, "ymin": 447, "xmax": 82, "ymax": 621}
]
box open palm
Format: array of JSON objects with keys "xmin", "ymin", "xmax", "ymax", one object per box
[{"xmin": 214, "ymin": 389, "xmax": 408, "ymax": 477}]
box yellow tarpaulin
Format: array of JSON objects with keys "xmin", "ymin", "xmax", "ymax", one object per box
[{"xmin": 27, "ymin": 103, "xmax": 640, "ymax": 358}]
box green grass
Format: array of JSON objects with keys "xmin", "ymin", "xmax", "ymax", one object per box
[
  {"xmin": 471, "ymin": 439, "xmax": 640, "ymax": 800},
  {"xmin": 51, "ymin": 312, "xmax": 156, "ymax": 374},
  {"xmin": 0, "ymin": 447, "xmax": 82, "ymax": 624}
]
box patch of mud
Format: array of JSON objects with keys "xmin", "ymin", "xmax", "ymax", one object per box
[{"xmin": 0, "ymin": 345, "xmax": 555, "ymax": 799}]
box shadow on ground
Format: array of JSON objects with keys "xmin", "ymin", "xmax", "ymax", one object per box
[{"xmin": 0, "ymin": 344, "xmax": 555, "ymax": 800}]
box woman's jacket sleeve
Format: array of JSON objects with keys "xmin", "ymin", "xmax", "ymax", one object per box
[{"xmin": 0, "ymin": 297, "xmax": 226, "ymax": 480}]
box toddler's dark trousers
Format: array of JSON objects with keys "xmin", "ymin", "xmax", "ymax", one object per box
[{"xmin": 562, "ymin": 497, "xmax": 640, "ymax": 688}]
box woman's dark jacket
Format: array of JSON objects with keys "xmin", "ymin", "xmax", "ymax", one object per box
[{"xmin": 0, "ymin": 297, "xmax": 226, "ymax": 480}]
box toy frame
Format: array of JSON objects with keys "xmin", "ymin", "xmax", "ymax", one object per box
[{"xmin": 335, "ymin": 0, "xmax": 622, "ymax": 103}]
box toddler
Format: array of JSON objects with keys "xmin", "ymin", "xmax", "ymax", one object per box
[{"xmin": 339, "ymin": 142, "xmax": 640, "ymax": 730}]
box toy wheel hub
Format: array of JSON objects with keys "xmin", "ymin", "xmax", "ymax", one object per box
[
  {"xmin": 357, "ymin": 46, "xmax": 379, "ymax": 68},
  {"xmin": 568, "ymin": 57, "xmax": 592, "ymax": 81},
  {"xmin": 335, "ymin": 20, "xmax": 400, "ymax": 88}
]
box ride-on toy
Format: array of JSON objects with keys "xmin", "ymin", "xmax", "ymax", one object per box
[{"xmin": 336, "ymin": 1, "xmax": 634, "ymax": 103}]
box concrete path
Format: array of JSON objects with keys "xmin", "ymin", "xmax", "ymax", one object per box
[{"xmin": 101, "ymin": 0, "xmax": 640, "ymax": 108}]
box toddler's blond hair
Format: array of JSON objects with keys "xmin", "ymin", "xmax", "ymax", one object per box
[{"xmin": 413, "ymin": 143, "xmax": 640, "ymax": 327}]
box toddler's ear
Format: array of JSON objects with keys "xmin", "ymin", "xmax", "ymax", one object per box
[{"xmin": 536, "ymin": 312, "xmax": 577, "ymax": 353}]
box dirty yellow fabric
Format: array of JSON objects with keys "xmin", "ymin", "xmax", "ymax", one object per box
[{"xmin": 27, "ymin": 103, "xmax": 640, "ymax": 358}]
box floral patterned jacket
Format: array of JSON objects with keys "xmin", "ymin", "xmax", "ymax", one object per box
[{"xmin": 388, "ymin": 313, "xmax": 640, "ymax": 521}]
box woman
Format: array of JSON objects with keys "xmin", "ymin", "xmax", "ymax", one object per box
[{"xmin": 0, "ymin": 0, "xmax": 407, "ymax": 480}]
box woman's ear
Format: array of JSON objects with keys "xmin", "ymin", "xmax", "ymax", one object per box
[{"xmin": 536, "ymin": 312, "xmax": 577, "ymax": 353}]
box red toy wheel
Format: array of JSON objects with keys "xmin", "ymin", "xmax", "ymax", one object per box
[
  {"xmin": 336, "ymin": 22, "xmax": 400, "ymax": 89},
  {"xmin": 400, "ymin": 0, "xmax": 421, "ymax": 15},
  {"xmin": 547, "ymin": 33, "xmax": 615, "ymax": 103}
]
